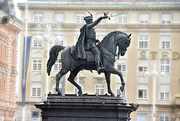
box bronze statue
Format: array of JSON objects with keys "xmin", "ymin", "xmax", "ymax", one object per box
[
  {"xmin": 74, "ymin": 11, "xmax": 110, "ymax": 73},
  {"xmin": 47, "ymin": 12, "xmax": 131, "ymax": 97}
]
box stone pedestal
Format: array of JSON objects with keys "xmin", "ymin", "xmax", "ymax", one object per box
[{"xmin": 35, "ymin": 94, "xmax": 138, "ymax": 121}]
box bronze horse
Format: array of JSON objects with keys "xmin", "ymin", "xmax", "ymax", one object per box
[{"xmin": 47, "ymin": 31, "xmax": 131, "ymax": 97}]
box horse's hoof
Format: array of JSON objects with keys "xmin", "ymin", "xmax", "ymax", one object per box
[
  {"xmin": 78, "ymin": 91, "xmax": 82, "ymax": 96},
  {"xmin": 111, "ymin": 93, "xmax": 115, "ymax": 97},
  {"xmin": 57, "ymin": 91, "xmax": 62, "ymax": 96}
]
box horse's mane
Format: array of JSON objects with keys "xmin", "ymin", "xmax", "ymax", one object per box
[{"xmin": 99, "ymin": 31, "xmax": 128, "ymax": 47}]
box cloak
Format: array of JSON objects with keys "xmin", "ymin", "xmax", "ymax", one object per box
[{"xmin": 74, "ymin": 25, "xmax": 87, "ymax": 59}]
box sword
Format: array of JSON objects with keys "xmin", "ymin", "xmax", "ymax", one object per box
[{"xmin": 110, "ymin": 9, "xmax": 134, "ymax": 17}]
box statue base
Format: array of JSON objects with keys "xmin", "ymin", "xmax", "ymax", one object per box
[{"xmin": 35, "ymin": 94, "xmax": 138, "ymax": 121}]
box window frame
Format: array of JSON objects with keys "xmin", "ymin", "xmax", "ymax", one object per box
[
  {"xmin": 138, "ymin": 59, "xmax": 148, "ymax": 73},
  {"xmin": 31, "ymin": 83, "xmax": 42, "ymax": 97},
  {"xmin": 160, "ymin": 35, "xmax": 171, "ymax": 49},
  {"xmin": 76, "ymin": 13, "xmax": 85, "ymax": 23},
  {"xmin": 95, "ymin": 84, "xmax": 105, "ymax": 95},
  {"xmin": 117, "ymin": 64, "xmax": 127, "ymax": 72},
  {"xmin": 159, "ymin": 114, "xmax": 170, "ymax": 121},
  {"xmin": 34, "ymin": 12, "xmax": 43, "ymax": 23},
  {"xmin": 160, "ymin": 59, "xmax": 170, "ymax": 73},
  {"xmin": 54, "ymin": 13, "xmax": 64, "ymax": 23},
  {"xmin": 54, "ymin": 34, "xmax": 64, "ymax": 46},
  {"xmin": 119, "ymin": 14, "xmax": 127, "ymax": 24},
  {"xmin": 137, "ymin": 85, "xmax": 148, "ymax": 99},
  {"xmin": 159, "ymin": 85, "xmax": 170, "ymax": 100},
  {"xmin": 32, "ymin": 35, "xmax": 43, "ymax": 48},
  {"xmin": 54, "ymin": 58, "xmax": 62, "ymax": 71},
  {"xmin": 32, "ymin": 59, "xmax": 42, "ymax": 71},
  {"xmin": 139, "ymin": 13, "xmax": 149, "ymax": 24},
  {"xmin": 137, "ymin": 114, "xmax": 147, "ymax": 121},
  {"xmin": 161, "ymin": 13, "xmax": 171, "ymax": 24},
  {"xmin": 138, "ymin": 35, "xmax": 149, "ymax": 49}
]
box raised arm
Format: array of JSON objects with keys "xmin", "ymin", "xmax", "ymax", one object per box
[{"xmin": 87, "ymin": 12, "xmax": 110, "ymax": 28}]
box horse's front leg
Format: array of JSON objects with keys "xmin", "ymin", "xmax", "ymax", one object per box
[
  {"xmin": 104, "ymin": 72, "xmax": 115, "ymax": 97},
  {"xmin": 107, "ymin": 66, "xmax": 125, "ymax": 92}
]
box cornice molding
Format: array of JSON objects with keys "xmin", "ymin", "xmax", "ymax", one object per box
[
  {"xmin": 18, "ymin": 2, "xmax": 180, "ymax": 10},
  {"xmin": 27, "ymin": 22, "xmax": 180, "ymax": 31}
]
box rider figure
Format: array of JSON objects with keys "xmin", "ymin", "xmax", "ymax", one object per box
[{"xmin": 74, "ymin": 11, "xmax": 109, "ymax": 73}]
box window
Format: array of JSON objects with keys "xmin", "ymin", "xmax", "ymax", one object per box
[
  {"xmin": 160, "ymin": 35, "xmax": 171, "ymax": 49},
  {"xmin": 117, "ymin": 64, "xmax": 126, "ymax": 72},
  {"xmin": 119, "ymin": 14, "xmax": 127, "ymax": 23},
  {"xmin": 161, "ymin": 13, "xmax": 171, "ymax": 24},
  {"xmin": 137, "ymin": 114, "xmax": 147, "ymax": 121},
  {"xmin": 33, "ymin": 35, "xmax": 43, "ymax": 47},
  {"xmin": 138, "ymin": 35, "xmax": 149, "ymax": 49},
  {"xmin": 33, "ymin": 59, "xmax": 42, "ymax": 71},
  {"xmin": 138, "ymin": 60, "xmax": 148, "ymax": 73},
  {"xmin": 95, "ymin": 84, "xmax": 104, "ymax": 95},
  {"xmin": 160, "ymin": 59, "xmax": 170, "ymax": 73},
  {"xmin": 138, "ymin": 90, "xmax": 147, "ymax": 99},
  {"xmin": 54, "ymin": 58, "xmax": 62, "ymax": 71},
  {"xmin": 159, "ymin": 85, "xmax": 170, "ymax": 100},
  {"xmin": 55, "ymin": 13, "xmax": 64, "ymax": 23},
  {"xmin": 139, "ymin": 66, "xmax": 147, "ymax": 72},
  {"xmin": 76, "ymin": 14, "xmax": 84, "ymax": 23},
  {"xmin": 159, "ymin": 114, "xmax": 170, "ymax": 121},
  {"xmin": 34, "ymin": 13, "xmax": 43, "ymax": 23},
  {"xmin": 138, "ymin": 85, "xmax": 148, "ymax": 99},
  {"xmin": 31, "ymin": 83, "xmax": 41, "ymax": 97},
  {"xmin": 139, "ymin": 13, "xmax": 149, "ymax": 24},
  {"xmin": 31, "ymin": 112, "xmax": 40, "ymax": 121},
  {"xmin": 54, "ymin": 34, "xmax": 64, "ymax": 45},
  {"xmin": 97, "ymin": 14, "xmax": 106, "ymax": 23}
]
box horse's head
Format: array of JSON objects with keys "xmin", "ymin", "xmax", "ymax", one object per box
[{"xmin": 115, "ymin": 33, "xmax": 131, "ymax": 57}]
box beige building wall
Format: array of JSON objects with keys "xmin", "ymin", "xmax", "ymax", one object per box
[{"xmin": 16, "ymin": 1, "xmax": 180, "ymax": 121}]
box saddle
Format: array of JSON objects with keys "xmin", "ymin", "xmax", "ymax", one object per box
[{"xmin": 70, "ymin": 45, "xmax": 116, "ymax": 64}]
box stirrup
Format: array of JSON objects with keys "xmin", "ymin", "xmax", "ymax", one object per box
[{"xmin": 97, "ymin": 66, "xmax": 104, "ymax": 74}]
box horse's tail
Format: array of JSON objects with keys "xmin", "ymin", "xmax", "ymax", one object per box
[{"xmin": 47, "ymin": 45, "xmax": 65, "ymax": 76}]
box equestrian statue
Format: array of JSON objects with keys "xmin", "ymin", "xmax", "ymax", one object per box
[{"xmin": 47, "ymin": 11, "xmax": 131, "ymax": 97}]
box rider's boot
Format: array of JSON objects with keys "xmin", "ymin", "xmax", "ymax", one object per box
[{"xmin": 97, "ymin": 66, "xmax": 104, "ymax": 74}]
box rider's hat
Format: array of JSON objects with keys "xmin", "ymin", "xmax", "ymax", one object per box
[{"xmin": 84, "ymin": 10, "xmax": 93, "ymax": 22}]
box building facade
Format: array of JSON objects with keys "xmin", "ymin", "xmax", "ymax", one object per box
[
  {"xmin": 17, "ymin": 0, "xmax": 180, "ymax": 121},
  {"xmin": 0, "ymin": 1, "xmax": 23, "ymax": 120}
]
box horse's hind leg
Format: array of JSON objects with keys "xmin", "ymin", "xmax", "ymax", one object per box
[
  {"xmin": 56, "ymin": 68, "xmax": 68, "ymax": 95},
  {"xmin": 68, "ymin": 69, "xmax": 82, "ymax": 96}
]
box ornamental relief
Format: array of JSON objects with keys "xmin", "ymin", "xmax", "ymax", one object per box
[
  {"xmin": 0, "ymin": 65, "xmax": 9, "ymax": 74},
  {"xmin": 12, "ymin": 40, "xmax": 17, "ymax": 47},
  {"xmin": 0, "ymin": 33, "xmax": 10, "ymax": 43},
  {"xmin": 31, "ymin": 72, "xmax": 43, "ymax": 82},
  {"xmin": 10, "ymin": 70, "xmax": 18, "ymax": 76},
  {"xmin": 32, "ymin": 50, "xmax": 43, "ymax": 57}
]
